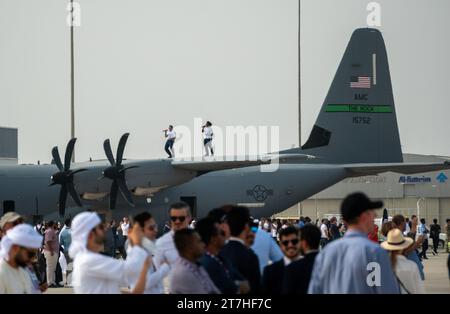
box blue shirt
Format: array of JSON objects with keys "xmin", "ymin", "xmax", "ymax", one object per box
[
  {"xmin": 418, "ymin": 223, "xmax": 427, "ymax": 236},
  {"xmin": 406, "ymin": 250, "xmax": 425, "ymax": 280},
  {"xmin": 308, "ymin": 230, "xmax": 400, "ymax": 294},
  {"xmin": 251, "ymin": 230, "xmax": 283, "ymax": 273},
  {"xmin": 59, "ymin": 227, "xmax": 72, "ymax": 252}
]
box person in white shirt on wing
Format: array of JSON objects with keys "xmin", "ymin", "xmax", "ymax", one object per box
[
  {"xmin": 202, "ymin": 121, "xmax": 214, "ymax": 156},
  {"xmin": 381, "ymin": 228, "xmax": 425, "ymax": 294},
  {"xmin": 163, "ymin": 125, "xmax": 176, "ymax": 158},
  {"xmin": 0, "ymin": 224, "xmax": 43, "ymax": 294},
  {"xmin": 127, "ymin": 212, "xmax": 170, "ymax": 294},
  {"xmin": 69, "ymin": 212, "xmax": 151, "ymax": 294},
  {"xmin": 155, "ymin": 202, "xmax": 192, "ymax": 291}
]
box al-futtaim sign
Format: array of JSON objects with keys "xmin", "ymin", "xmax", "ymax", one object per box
[
  {"xmin": 398, "ymin": 172, "xmax": 449, "ymax": 184},
  {"xmin": 398, "ymin": 176, "xmax": 431, "ymax": 184}
]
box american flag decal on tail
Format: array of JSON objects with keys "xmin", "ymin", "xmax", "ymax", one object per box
[{"xmin": 350, "ymin": 76, "xmax": 371, "ymax": 88}]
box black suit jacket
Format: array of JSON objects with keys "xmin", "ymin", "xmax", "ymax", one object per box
[
  {"xmin": 200, "ymin": 253, "xmax": 239, "ymax": 294},
  {"xmin": 220, "ymin": 240, "xmax": 261, "ymax": 294},
  {"xmin": 282, "ymin": 251, "xmax": 319, "ymax": 294},
  {"xmin": 262, "ymin": 259, "xmax": 285, "ymax": 294}
]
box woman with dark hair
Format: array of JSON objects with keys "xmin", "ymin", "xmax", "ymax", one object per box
[{"xmin": 202, "ymin": 121, "xmax": 214, "ymax": 156}]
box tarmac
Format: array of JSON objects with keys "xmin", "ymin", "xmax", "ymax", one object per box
[
  {"xmin": 45, "ymin": 249, "xmax": 450, "ymax": 294},
  {"xmin": 422, "ymin": 250, "xmax": 450, "ymax": 294}
]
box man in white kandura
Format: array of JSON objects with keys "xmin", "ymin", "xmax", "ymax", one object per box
[
  {"xmin": 69, "ymin": 212, "xmax": 151, "ymax": 294},
  {"xmin": 0, "ymin": 224, "xmax": 43, "ymax": 294}
]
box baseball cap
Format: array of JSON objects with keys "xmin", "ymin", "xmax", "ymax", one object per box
[
  {"xmin": 340, "ymin": 192, "xmax": 383, "ymax": 222},
  {"xmin": 0, "ymin": 212, "xmax": 23, "ymax": 229}
]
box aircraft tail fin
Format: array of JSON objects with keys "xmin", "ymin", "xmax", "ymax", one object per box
[{"xmin": 282, "ymin": 28, "xmax": 403, "ymax": 164}]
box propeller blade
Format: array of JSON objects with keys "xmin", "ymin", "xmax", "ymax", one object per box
[
  {"xmin": 71, "ymin": 168, "xmax": 87, "ymax": 175},
  {"xmin": 110, "ymin": 180, "xmax": 118, "ymax": 210},
  {"xmin": 58, "ymin": 185, "xmax": 68, "ymax": 216},
  {"xmin": 67, "ymin": 182, "xmax": 83, "ymax": 207},
  {"xmin": 51, "ymin": 147, "xmax": 64, "ymax": 171},
  {"xmin": 103, "ymin": 139, "xmax": 116, "ymax": 166},
  {"xmin": 116, "ymin": 133, "xmax": 129, "ymax": 166},
  {"xmin": 64, "ymin": 138, "xmax": 77, "ymax": 171},
  {"xmin": 117, "ymin": 178, "xmax": 134, "ymax": 207},
  {"xmin": 119, "ymin": 165, "xmax": 138, "ymax": 173}
]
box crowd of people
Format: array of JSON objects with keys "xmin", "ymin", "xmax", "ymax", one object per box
[{"xmin": 0, "ymin": 192, "xmax": 449, "ymax": 294}]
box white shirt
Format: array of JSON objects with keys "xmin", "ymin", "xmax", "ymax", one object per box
[
  {"xmin": 320, "ymin": 224, "xmax": 328, "ymax": 239},
  {"xmin": 166, "ymin": 130, "xmax": 176, "ymax": 140},
  {"xmin": 283, "ymin": 255, "xmax": 302, "ymax": 267},
  {"xmin": 127, "ymin": 240, "xmax": 170, "ymax": 294},
  {"xmin": 0, "ymin": 259, "xmax": 34, "ymax": 294},
  {"xmin": 154, "ymin": 231, "xmax": 179, "ymax": 268},
  {"xmin": 121, "ymin": 223, "xmax": 130, "ymax": 237},
  {"xmin": 394, "ymin": 255, "xmax": 425, "ymax": 294},
  {"xmin": 203, "ymin": 126, "xmax": 213, "ymax": 139},
  {"xmin": 403, "ymin": 223, "xmax": 411, "ymax": 236},
  {"xmin": 154, "ymin": 231, "xmax": 180, "ymax": 293},
  {"xmin": 271, "ymin": 225, "xmax": 277, "ymax": 238},
  {"xmin": 71, "ymin": 246, "xmax": 147, "ymax": 294},
  {"xmin": 228, "ymin": 237, "xmax": 246, "ymax": 246}
]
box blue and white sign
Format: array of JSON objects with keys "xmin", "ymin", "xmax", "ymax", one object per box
[
  {"xmin": 436, "ymin": 172, "xmax": 448, "ymax": 183},
  {"xmin": 398, "ymin": 176, "xmax": 431, "ymax": 184}
]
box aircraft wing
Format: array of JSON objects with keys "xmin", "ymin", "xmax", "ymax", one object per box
[
  {"xmin": 344, "ymin": 161, "xmax": 450, "ymax": 176},
  {"xmin": 171, "ymin": 153, "xmax": 315, "ymax": 172}
]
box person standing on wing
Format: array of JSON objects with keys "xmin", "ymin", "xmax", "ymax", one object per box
[
  {"xmin": 163, "ymin": 125, "xmax": 176, "ymax": 158},
  {"xmin": 202, "ymin": 121, "xmax": 214, "ymax": 157}
]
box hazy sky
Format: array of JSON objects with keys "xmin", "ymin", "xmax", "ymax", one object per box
[{"xmin": 0, "ymin": 0, "xmax": 449, "ymax": 163}]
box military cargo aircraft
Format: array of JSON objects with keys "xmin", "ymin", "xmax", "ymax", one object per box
[
  {"xmin": 0, "ymin": 132, "xmax": 308, "ymax": 220},
  {"xmin": 1, "ymin": 28, "xmax": 449, "ymax": 224}
]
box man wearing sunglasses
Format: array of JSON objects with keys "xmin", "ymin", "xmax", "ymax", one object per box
[
  {"xmin": 282, "ymin": 224, "xmax": 321, "ymax": 294},
  {"xmin": 154, "ymin": 201, "xmax": 192, "ymax": 291},
  {"xmin": 261, "ymin": 226, "xmax": 301, "ymax": 294},
  {"xmin": 127, "ymin": 212, "xmax": 170, "ymax": 294},
  {"xmin": 0, "ymin": 224, "xmax": 43, "ymax": 294}
]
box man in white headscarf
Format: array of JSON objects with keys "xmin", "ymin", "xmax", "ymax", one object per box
[
  {"xmin": 0, "ymin": 224, "xmax": 43, "ymax": 294},
  {"xmin": 69, "ymin": 211, "xmax": 150, "ymax": 294}
]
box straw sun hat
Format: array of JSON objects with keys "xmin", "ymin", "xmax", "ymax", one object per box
[{"xmin": 381, "ymin": 228, "xmax": 414, "ymax": 251}]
